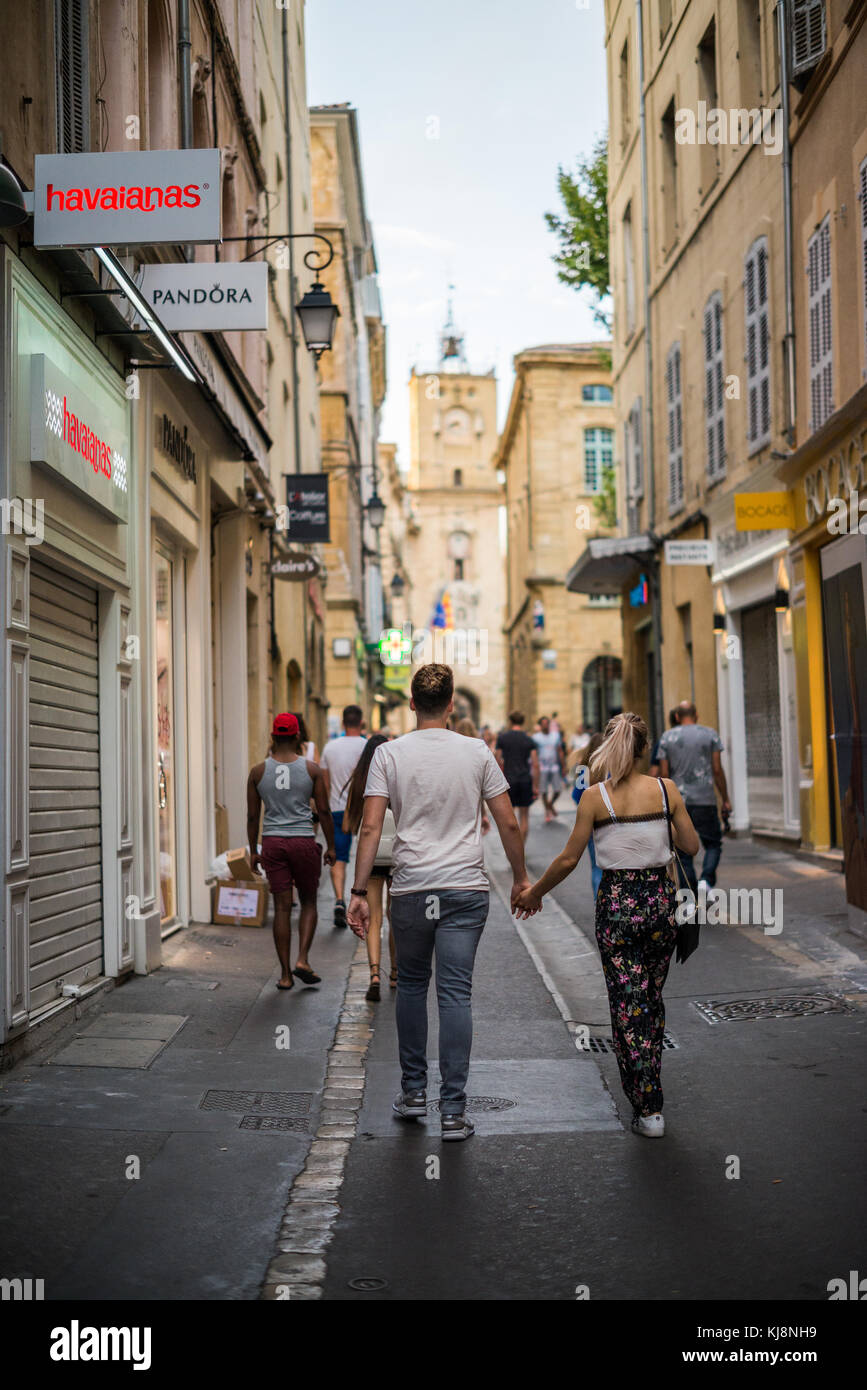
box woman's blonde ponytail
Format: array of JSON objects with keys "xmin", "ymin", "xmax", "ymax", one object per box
[{"xmin": 589, "ymin": 712, "xmax": 649, "ymax": 787}]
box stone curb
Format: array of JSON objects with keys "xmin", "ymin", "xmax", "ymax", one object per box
[{"xmin": 260, "ymin": 938, "xmax": 373, "ymax": 1300}]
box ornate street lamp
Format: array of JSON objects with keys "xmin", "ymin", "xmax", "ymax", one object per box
[
  {"xmin": 365, "ymin": 491, "xmax": 386, "ymax": 531},
  {"xmin": 295, "ymin": 278, "xmax": 340, "ymax": 360}
]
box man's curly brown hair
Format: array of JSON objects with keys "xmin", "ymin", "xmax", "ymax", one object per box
[{"xmin": 411, "ymin": 663, "xmax": 454, "ymax": 716}]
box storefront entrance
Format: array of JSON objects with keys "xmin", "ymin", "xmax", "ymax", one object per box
[
  {"xmin": 741, "ymin": 600, "xmax": 784, "ymax": 827},
  {"xmin": 154, "ymin": 546, "xmax": 180, "ymax": 931}
]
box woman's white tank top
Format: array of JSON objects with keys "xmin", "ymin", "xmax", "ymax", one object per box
[{"xmin": 592, "ymin": 778, "xmax": 671, "ymax": 870}]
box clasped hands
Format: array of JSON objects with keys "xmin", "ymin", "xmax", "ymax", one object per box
[{"xmin": 511, "ymin": 879, "xmax": 543, "ymax": 920}]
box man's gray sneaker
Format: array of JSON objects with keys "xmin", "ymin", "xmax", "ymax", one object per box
[
  {"xmin": 441, "ymin": 1113, "xmax": 474, "ymax": 1142},
  {"xmin": 392, "ymin": 1090, "xmax": 426, "ymax": 1120}
]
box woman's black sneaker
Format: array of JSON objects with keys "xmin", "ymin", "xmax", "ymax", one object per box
[{"xmin": 333, "ymin": 899, "xmax": 347, "ymax": 928}]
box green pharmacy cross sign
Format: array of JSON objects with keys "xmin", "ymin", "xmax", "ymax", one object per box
[{"xmin": 378, "ymin": 627, "xmax": 413, "ymax": 666}]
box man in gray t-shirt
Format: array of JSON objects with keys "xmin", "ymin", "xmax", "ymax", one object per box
[{"xmin": 658, "ymin": 702, "xmax": 730, "ymax": 892}]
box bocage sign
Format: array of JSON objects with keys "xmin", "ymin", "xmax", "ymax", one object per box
[
  {"xmin": 29, "ymin": 355, "xmax": 129, "ymax": 523},
  {"xmin": 135, "ymin": 262, "xmax": 268, "ymax": 331},
  {"xmin": 33, "ymin": 149, "xmax": 221, "ymax": 248},
  {"xmin": 734, "ymin": 491, "xmax": 795, "ymax": 531}
]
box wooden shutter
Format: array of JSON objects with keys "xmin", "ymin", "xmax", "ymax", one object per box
[
  {"xmin": 791, "ymin": 0, "xmax": 826, "ymax": 78},
  {"xmin": 666, "ymin": 343, "xmax": 684, "ymax": 511},
  {"xmin": 54, "ymin": 0, "xmax": 89, "ymax": 153},
  {"xmin": 807, "ymin": 215, "xmax": 833, "ymax": 431},
  {"xmin": 745, "ymin": 237, "xmax": 771, "ymax": 450},
  {"xmin": 704, "ymin": 292, "xmax": 726, "ymax": 479}
]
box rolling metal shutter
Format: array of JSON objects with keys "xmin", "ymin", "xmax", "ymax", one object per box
[{"xmin": 28, "ymin": 560, "xmax": 103, "ymax": 1012}]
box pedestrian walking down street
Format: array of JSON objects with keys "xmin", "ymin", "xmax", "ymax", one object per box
[
  {"xmin": 515, "ymin": 713, "xmax": 699, "ymax": 1137},
  {"xmin": 247, "ymin": 714, "xmax": 336, "ymax": 991},
  {"xmin": 347, "ymin": 664, "xmax": 533, "ymax": 1142},
  {"xmin": 533, "ymin": 715, "xmax": 565, "ymax": 822},
  {"xmin": 648, "ymin": 708, "xmax": 680, "ymax": 778},
  {"xmin": 495, "ymin": 710, "xmax": 540, "ymax": 842},
  {"xmin": 342, "ymin": 733, "xmax": 397, "ymax": 1001},
  {"xmin": 568, "ymin": 730, "xmax": 605, "ymax": 897},
  {"xmin": 657, "ymin": 701, "xmax": 731, "ymax": 895},
  {"xmin": 319, "ymin": 705, "xmax": 367, "ymax": 928}
]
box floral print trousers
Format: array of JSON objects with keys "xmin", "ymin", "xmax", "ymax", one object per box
[{"xmin": 595, "ymin": 867, "xmax": 678, "ymax": 1117}]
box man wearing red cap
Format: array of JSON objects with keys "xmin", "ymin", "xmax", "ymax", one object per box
[{"xmin": 247, "ymin": 713, "xmax": 335, "ymax": 989}]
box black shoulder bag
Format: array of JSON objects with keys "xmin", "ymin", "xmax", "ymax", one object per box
[{"xmin": 659, "ymin": 778, "xmax": 700, "ymax": 965}]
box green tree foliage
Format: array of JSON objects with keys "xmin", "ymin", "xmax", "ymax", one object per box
[
  {"xmin": 545, "ymin": 136, "xmax": 610, "ymax": 330},
  {"xmin": 593, "ymin": 464, "xmax": 618, "ymax": 530}
]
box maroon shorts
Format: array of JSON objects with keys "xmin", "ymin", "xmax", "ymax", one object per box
[{"xmin": 261, "ymin": 836, "xmax": 322, "ymax": 898}]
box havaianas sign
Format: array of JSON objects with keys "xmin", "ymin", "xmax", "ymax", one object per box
[
  {"xmin": 29, "ymin": 355, "xmax": 129, "ymax": 524},
  {"xmin": 135, "ymin": 262, "xmax": 268, "ymax": 331},
  {"xmin": 33, "ymin": 149, "xmax": 221, "ymax": 248}
]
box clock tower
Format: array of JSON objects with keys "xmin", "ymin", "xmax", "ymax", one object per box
[{"xmin": 404, "ymin": 303, "xmax": 506, "ymax": 727}]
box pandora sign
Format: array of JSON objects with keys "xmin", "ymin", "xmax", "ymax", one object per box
[
  {"xmin": 33, "ymin": 149, "xmax": 221, "ymax": 248},
  {"xmin": 135, "ymin": 262, "xmax": 268, "ymax": 330}
]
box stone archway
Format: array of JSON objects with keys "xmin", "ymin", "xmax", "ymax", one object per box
[
  {"xmin": 453, "ymin": 686, "xmax": 481, "ymax": 727},
  {"xmin": 581, "ymin": 656, "xmax": 623, "ymax": 732}
]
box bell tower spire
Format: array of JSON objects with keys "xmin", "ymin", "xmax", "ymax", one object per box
[{"xmin": 439, "ymin": 286, "xmax": 467, "ymax": 370}]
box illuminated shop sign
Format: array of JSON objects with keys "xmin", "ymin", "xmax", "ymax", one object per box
[
  {"xmin": 29, "ymin": 355, "xmax": 129, "ymax": 523},
  {"xmin": 33, "ymin": 149, "xmax": 221, "ymax": 248}
]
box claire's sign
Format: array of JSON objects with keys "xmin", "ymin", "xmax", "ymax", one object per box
[
  {"xmin": 135, "ymin": 262, "xmax": 268, "ymax": 331},
  {"xmin": 34, "ymin": 149, "xmax": 221, "ymax": 248},
  {"xmin": 29, "ymin": 355, "xmax": 129, "ymax": 523},
  {"xmin": 271, "ymin": 553, "xmax": 320, "ymax": 581}
]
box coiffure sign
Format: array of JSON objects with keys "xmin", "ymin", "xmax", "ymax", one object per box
[
  {"xmin": 135, "ymin": 263, "xmax": 268, "ymax": 331},
  {"xmin": 30, "ymin": 355, "xmax": 129, "ymax": 523},
  {"xmin": 33, "ymin": 149, "xmax": 221, "ymax": 248}
]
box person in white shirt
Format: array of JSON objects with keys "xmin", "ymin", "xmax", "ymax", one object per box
[
  {"xmin": 319, "ymin": 705, "xmax": 366, "ymax": 928},
  {"xmin": 348, "ymin": 663, "xmax": 532, "ymax": 1142}
]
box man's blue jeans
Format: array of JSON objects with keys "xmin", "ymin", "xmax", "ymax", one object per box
[
  {"xmin": 677, "ymin": 803, "xmax": 723, "ymax": 892},
  {"xmin": 390, "ymin": 889, "xmax": 489, "ymax": 1116}
]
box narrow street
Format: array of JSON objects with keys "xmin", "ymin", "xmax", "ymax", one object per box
[{"xmin": 2, "ymin": 808, "xmax": 864, "ymax": 1303}]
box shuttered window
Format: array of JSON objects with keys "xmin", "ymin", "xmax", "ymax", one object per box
[
  {"xmin": 745, "ymin": 237, "xmax": 771, "ymax": 450},
  {"xmin": 860, "ymin": 157, "xmax": 867, "ymax": 377},
  {"xmin": 584, "ymin": 427, "xmax": 614, "ymax": 494},
  {"xmin": 54, "ymin": 0, "xmax": 90, "ymax": 153},
  {"xmin": 807, "ymin": 215, "xmax": 833, "ymax": 431},
  {"xmin": 791, "ymin": 0, "xmax": 826, "ymax": 78},
  {"xmin": 666, "ymin": 343, "xmax": 684, "ymax": 511},
  {"xmin": 704, "ymin": 292, "xmax": 726, "ymax": 480}
]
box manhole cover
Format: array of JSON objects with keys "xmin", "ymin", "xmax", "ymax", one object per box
[
  {"xmin": 582, "ymin": 1032, "xmax": 678, "ymax": 1053},
  {"xmin": 239, "ymin": 1114, "xmax": 309, "ymax": 1132},
  {"xmin": 186, "ymin": 930, "xmax": 236, "ymax": 948},
  {"xmin": 348, "ymin": 1277, "xmax": 387, "ymax": 1291},
  {"xmin": 200, "ymin": 1090, "xmax": 312, "ymax": 1115},
  {"xmin": 428, "ymin": 1096, "xmax": 517, "ymax": 1114},
  {"xmin": 692, "ymin": 993, "xmax": 854, "ymax": 1025}
]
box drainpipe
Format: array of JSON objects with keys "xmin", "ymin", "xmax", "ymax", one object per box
[
  {"xmin": 281, "ymin": 9, "xmax": 303, "ymax": 474},
  {"xmin": 177, "ymin": 0, "xmax": 192, "ymax": 260},
  {"xmin": 777, "ymin": 0, "xmax": 797, "ymax": 445},
  {"xmin": 636, "ymin": 0, "xmax": 664, "ymax": 738}
]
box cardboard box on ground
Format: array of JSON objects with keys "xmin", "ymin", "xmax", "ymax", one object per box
[{"xmin": 212, "ymin": 848, "xmax": 269, "ymax": 927}]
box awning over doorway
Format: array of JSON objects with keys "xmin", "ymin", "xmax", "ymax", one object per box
[{"xmin": 565, "ymin": 534, "xmax": 656, "ymax": 594}]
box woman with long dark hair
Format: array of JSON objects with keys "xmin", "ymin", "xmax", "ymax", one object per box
[
  {"xmin": 515, "ymin": 713, "xmax": 699, "ymax": 1137},
  {"xmin": 341, "ymin": 733, "xmax": 397, "ymax": 1001}
]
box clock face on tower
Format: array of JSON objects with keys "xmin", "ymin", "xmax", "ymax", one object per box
[{"xmin": 443, "ymin": 407, "xmax": 470, "ymax": 442}]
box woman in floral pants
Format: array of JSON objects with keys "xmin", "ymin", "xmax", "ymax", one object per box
[
  {"xmin": 515, "ymin": 712, "xmax": 699, "ymax": 1138},
  {"xmin": 595, "ymin": 867, "xmax": 677, "ymax": 1117}
]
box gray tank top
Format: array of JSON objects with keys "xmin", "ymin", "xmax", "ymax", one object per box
[{"xmin": 257, "ymin": 756, "xmax": 315, "ymax": 838}]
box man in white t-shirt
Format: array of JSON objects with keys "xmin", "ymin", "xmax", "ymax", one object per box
[
  {"xmin": 319, "ymin": 705, "xmax": 366, "ymax": 927},
  {"xmin": 348, "ymin": 664, "xmax": 532, "ymax": 1142}
]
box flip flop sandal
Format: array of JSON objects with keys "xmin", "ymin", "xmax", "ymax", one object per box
[
  {"xmin": 366, "ymin": 967, "xmax": 381, "ymax": 1002},
  {"xmin": 276, "ymin": 976, "xmax": 294, "ymax": 991},
  {"xmin": 293, "ymin": 966, "xmax": 321, "ymax": 985}
]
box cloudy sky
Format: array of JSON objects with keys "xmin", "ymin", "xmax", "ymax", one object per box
[{"xmin": 306, "ymin": 0, "xmax": 610, "ymax": 464}]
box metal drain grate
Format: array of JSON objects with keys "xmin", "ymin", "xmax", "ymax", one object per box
[
  {"xmin": 200, "ymin": 1089, "xmax": 313, "ymax": 1116},
  {"xmin": 582, "ymin": 1032, "xmax": 678, "ymax": 1054},
  {"xmin": 186, "ymin": 930, "xmax": 236, "ymax": 948},
  {"xmin": 348, "ymin": 1277, "xmax": 387, "ymax": 1291},
  {"xmin": 239, "ymin": 1114, "xmax": 309, "ymax": 1133},
  {"xmin": 692, "ymin": 992, "xmax": 855, "ymax": 1025},
  {"xmin": 428, "ymin": 1096, "xmax": 517, "ymax": 1114},
  {"xmin": 164, "ymin": 979, "xmax": 219, "ymax": 990}
]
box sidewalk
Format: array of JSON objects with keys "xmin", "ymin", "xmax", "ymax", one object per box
[{"xmin": 0, "ymin": 884, "xmax": 356, "ymax": 1300}]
